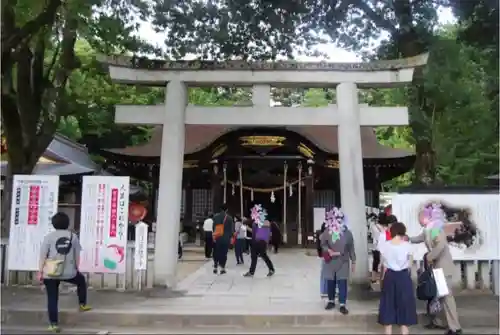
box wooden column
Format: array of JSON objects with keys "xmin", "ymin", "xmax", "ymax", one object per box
[
  {"xmin": 373, "ymin": 166, "xmax": 381, "ymax": 208},
  {"xmin": 74, "ymin": 185, "xmax": 82, "ymax": 232},
  {"xmin": 211, "ymin": 163, "xmax": 222, "ymax": 213},
  {"xmin": 184, "ymin": 182, "xmax": 193, "ymax": 225},
  {"xmin": 151, "ymin": 165, "xmax": 160, "ymax": 218},
  {"xmin": 304, "ymin": 163, "xmax": 314, "ymax": 247}
]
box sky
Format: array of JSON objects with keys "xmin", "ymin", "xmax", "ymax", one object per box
[{"xmin": 138, "ymin": 7, "xmax": 456, "ymax": 62}]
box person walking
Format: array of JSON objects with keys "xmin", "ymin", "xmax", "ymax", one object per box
[
  {"xmin": 378, "ymin": 221, "xmax": 417, "ymax": 335},
  {"xmin": 243, "ymin": 219, "xmax": 275, "ymax": 277},
  {"xmin": 409, "ymin": 203, "xmax": 462, "ymax": 335},
  {"xmin": 38, "ymin": 212, "xmax": 91, "ymax": 333},
  {"xmin": 320, "ymin": 207, "xmax": 355, "ymax": 315},
  {"xmin": 270, "ymin": 221, "xmax": 282, "ymax": 254},
  {"xmin": 212, "ymin": 204, "xmax": 234, "ymax": 275},
  {"xmin": 203, "ymin": 214, "xmax": 214, "ymax": 259},
  {"xmin": 234, "ymin": 216, "xmax": 247, "ymax": 265},
  {"xmin": 243, "ymin": 205, "xmax": 275, "ymax": 277}
]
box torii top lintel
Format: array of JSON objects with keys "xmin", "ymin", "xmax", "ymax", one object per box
[{"xmin": 99, "ymin": 53, "xmax": 429, "ymax": 88}]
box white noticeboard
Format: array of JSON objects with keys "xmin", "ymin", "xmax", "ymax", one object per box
[
  {"xmin": 392, "ymin": 193, "xmax": 499, "ymax": 261},
  {"xmin": 8, "ymin": 175, "xmax": 59, "ymax": 271},
  {"xmin": 134, "ymin": 221, "xmax": 148, "ymax": 271},
  {"xmin": 313, "ymin": 207, "xmax": 326, "ymax": 232},
  {"xmin": 79, "ymin": 176, "xmax": 130, "ymax": 274}
]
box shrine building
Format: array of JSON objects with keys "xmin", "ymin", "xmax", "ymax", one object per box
[{"xmin": 100, "ymin": 54, "xmax": 428, "ymax": 287}]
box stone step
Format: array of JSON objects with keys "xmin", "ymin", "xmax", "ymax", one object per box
[
  {"xmin": 2, "ymin": 308, "xmax": 498, "ymax": 330},
  {"xmin": 2, "ymin": 325, "xmax": 500, "ymax": 335}
]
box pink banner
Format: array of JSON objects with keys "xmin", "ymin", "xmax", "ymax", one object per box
[{"xmin": 109, "ymin": 188, "xmax": 118, "ymax": 237}]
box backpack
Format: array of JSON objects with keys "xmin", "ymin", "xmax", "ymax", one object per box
[{"xmin": 416, "ymin": 268, "xmax": 437, "ymax": 301}]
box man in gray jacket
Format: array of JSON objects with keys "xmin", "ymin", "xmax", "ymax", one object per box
[
  {"xmin": 410, "ymin": 213, "xmax": 462, "ymax": 335},
  {"xmin": 320, "ymin": 226, "xmax": 356, "ymax": 314}
]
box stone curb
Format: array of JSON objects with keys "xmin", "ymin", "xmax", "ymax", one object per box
[{"xmin": 2, "ymin": 309, "xmax": 498, "ymax": 329}]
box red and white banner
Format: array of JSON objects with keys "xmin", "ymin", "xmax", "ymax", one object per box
[
  {"xmin": 79, "ymin": 176, "xmax": 130, "ymax": 274},
  {"xmin": 8, "ymin": 175, "xmax": 59, "ymax": 271}
]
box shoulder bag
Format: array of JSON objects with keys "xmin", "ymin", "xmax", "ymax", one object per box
[
  {"xmin": 44, "ymin": 233, "xmax": 73, "ymax": 278},
  {"xmin": 213, "ymin": 215, "xmax": 227, "ymax": 239}
]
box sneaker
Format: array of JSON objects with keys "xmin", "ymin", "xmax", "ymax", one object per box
[
  {"xmin": 339, "ymin": 305, "xmax": 349, "ymax": 315},
  {"xmin": 325, "ymin": 301, "xmax": 335, "ymax": 310},
  {"xmin": 79, "ymin": 304, "xmax": 92, "ymax": 312},
  {"xmin": 220, "ymin": 269, "xmax": 227, "ymax": 275},
  {"xmin": 213, "ymin": 268, "xmax": 218, "ymax": 274},
  {"xmin": 266, "ymin": 270, "xmax": 275, "ymax": 277},
  {"xmin": 243, "ymin": 272, "xmax": 254, "ymax": 277},
  {"xmin": 47, "ymin": 324, "xmax": 61, "ymax": 333}
]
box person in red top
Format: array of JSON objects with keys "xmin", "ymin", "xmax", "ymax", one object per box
[
  {"xmin": 378, "ymin": 214, "xmax": 398, "ymax": 282},
  {"xmin": 384, "ymin": 215, "xmax": 398, "ymax": 240}
]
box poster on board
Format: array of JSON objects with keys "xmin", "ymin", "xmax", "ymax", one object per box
[
  {"xmin": 79, "ymin": 176, "xmax": 130, "ymax": 274},
  {"xmin": 392, "ymin": 193, "xmax": 499, "ymax": 261},
  {"xmin": 8, "ymin": 175, "xmax": 59, "ymax": 271}
]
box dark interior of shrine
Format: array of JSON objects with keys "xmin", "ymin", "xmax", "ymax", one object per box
[{"xmin": 100, "ymin": 126, "xmax": 415, "ymax": 246}]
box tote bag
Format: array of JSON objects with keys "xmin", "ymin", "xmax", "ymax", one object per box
[{"xmin": 432, "ymin": 268, "xmax": 450, "ymax": 297}]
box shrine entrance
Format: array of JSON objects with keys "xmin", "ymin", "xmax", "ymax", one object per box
[{"xmin": 102, "ymin": 54, "xmax": 428, "ymax": 287}]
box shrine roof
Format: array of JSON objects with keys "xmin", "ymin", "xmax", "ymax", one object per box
[
  {"xmin": 104, "ymin": 126, "xmax": 413, "ymax": 160},
  {"xmin": 99, "ymin": 53, "xmax": 429, "ymax": 72}
]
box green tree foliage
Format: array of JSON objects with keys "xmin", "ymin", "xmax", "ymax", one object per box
[
  {"xmin": 1, "ymin": 0, "xmax": 155, "ymax": 227},
  {"xmin": 1, "ymin": 0, "xmax": 156, "ymax": 175},
  {"xmin": 58, "ymin": 40, "xmax": 160, "ymax": 149}
]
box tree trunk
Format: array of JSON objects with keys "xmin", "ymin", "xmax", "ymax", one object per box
[{"xmin": 392, "ymin": 0, "xmax": 436, "ymax": 185}]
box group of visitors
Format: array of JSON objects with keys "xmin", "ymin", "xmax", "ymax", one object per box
[
  {"xmin": 318, "ymin": 205, "xmax": 461, "ymax": 335},
  {"xmin": 202, "ymin": 204, "xmax": 277, "ymax": 277},
  {"xmin": 37, "ymin": 201, "xmax": 463, "ymax": 334}
]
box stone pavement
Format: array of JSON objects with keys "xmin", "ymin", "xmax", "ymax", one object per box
[{"xmin": 1, "ymin": 250, "xmax": 499, "ymax": 330}]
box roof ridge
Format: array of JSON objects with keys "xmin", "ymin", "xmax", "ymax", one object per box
[{"xmin": 53, "ymin": 133, "xmax": 89, "ymax": 153}]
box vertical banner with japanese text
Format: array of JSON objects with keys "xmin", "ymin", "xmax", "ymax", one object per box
[
  {"xmin": 134, "ymin": 222, "xmax": 148, "ymax": 271},
  {"xmin": 79, "ymin": 176, "xmax": 130, "ymax": 273},
  {"xmin": 8, "ymin": 175, "xmax": 59, "ymax": 271}
]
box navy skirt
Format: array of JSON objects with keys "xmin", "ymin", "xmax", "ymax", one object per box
[{"xmin": 378, "ymin": 269, "xmax": 417, "ymax": 326}]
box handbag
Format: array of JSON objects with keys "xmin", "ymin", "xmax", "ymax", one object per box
[
  {"xmin": 432, "ymin": 267, "xmax": 450, "ymax": 297},
  {"xmin": 416, "ymin": 267, "xmax": 437, "ymax": 301},
  {"xmin": 44, "ymin": 233, "xmax": 73, "ymax": 278},
  {"xmin": 322, "ymin": 251, "xmax": 333, "ymax": 262}
]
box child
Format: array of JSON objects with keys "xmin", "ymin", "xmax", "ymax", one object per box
[{"xmin": 178, "ymin": 233, "xmax": 183, "ymax": 260}]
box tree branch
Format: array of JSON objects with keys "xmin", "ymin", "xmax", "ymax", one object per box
[
  {"xmin": 37, "ymin": 11, "xmax": 79, "ymax": 156},
  {"xmin": 33, "ymin": 31, "xmax": 48, "ymax": 108},
  {"xmin": 45, "ymin": 39, "xmax": 61, "ymax": 82},
  {"xmin": 1, "ymin": 0, "xmax": 62, "ymax": 52},
  {"xmin": 15, "ymin": 44, "xmax": 39, "ymax": 141},
  {"xmin": 355, "ymin": 0, "xmax": 397, "ymax": 34}
]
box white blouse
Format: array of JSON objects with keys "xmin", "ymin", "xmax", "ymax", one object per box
[{"xmin": 379, "ymin": 240, "xmax": 413, "ymax": 271}]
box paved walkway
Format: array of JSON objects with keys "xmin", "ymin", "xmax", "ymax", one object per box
[
  {"xmin": 3, "ymin": 250, "xmax": 497, "ymax": 316},
  {"xmin": 177, "ymin": 249, "xmax": 320, "ymax": 299},
  {"xmin": 2, "ymin": 250, "xmax": 498, "ymax": 332}
]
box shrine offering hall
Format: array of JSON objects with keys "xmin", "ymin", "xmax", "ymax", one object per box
[{"xmin": 102, "ymin": 126, "xmax": 414, "ymax": 245}]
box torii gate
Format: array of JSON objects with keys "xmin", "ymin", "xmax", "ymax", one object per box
[{"xmin": 102, "ymin": 54, "xmax": 428, "ymax": 288}]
